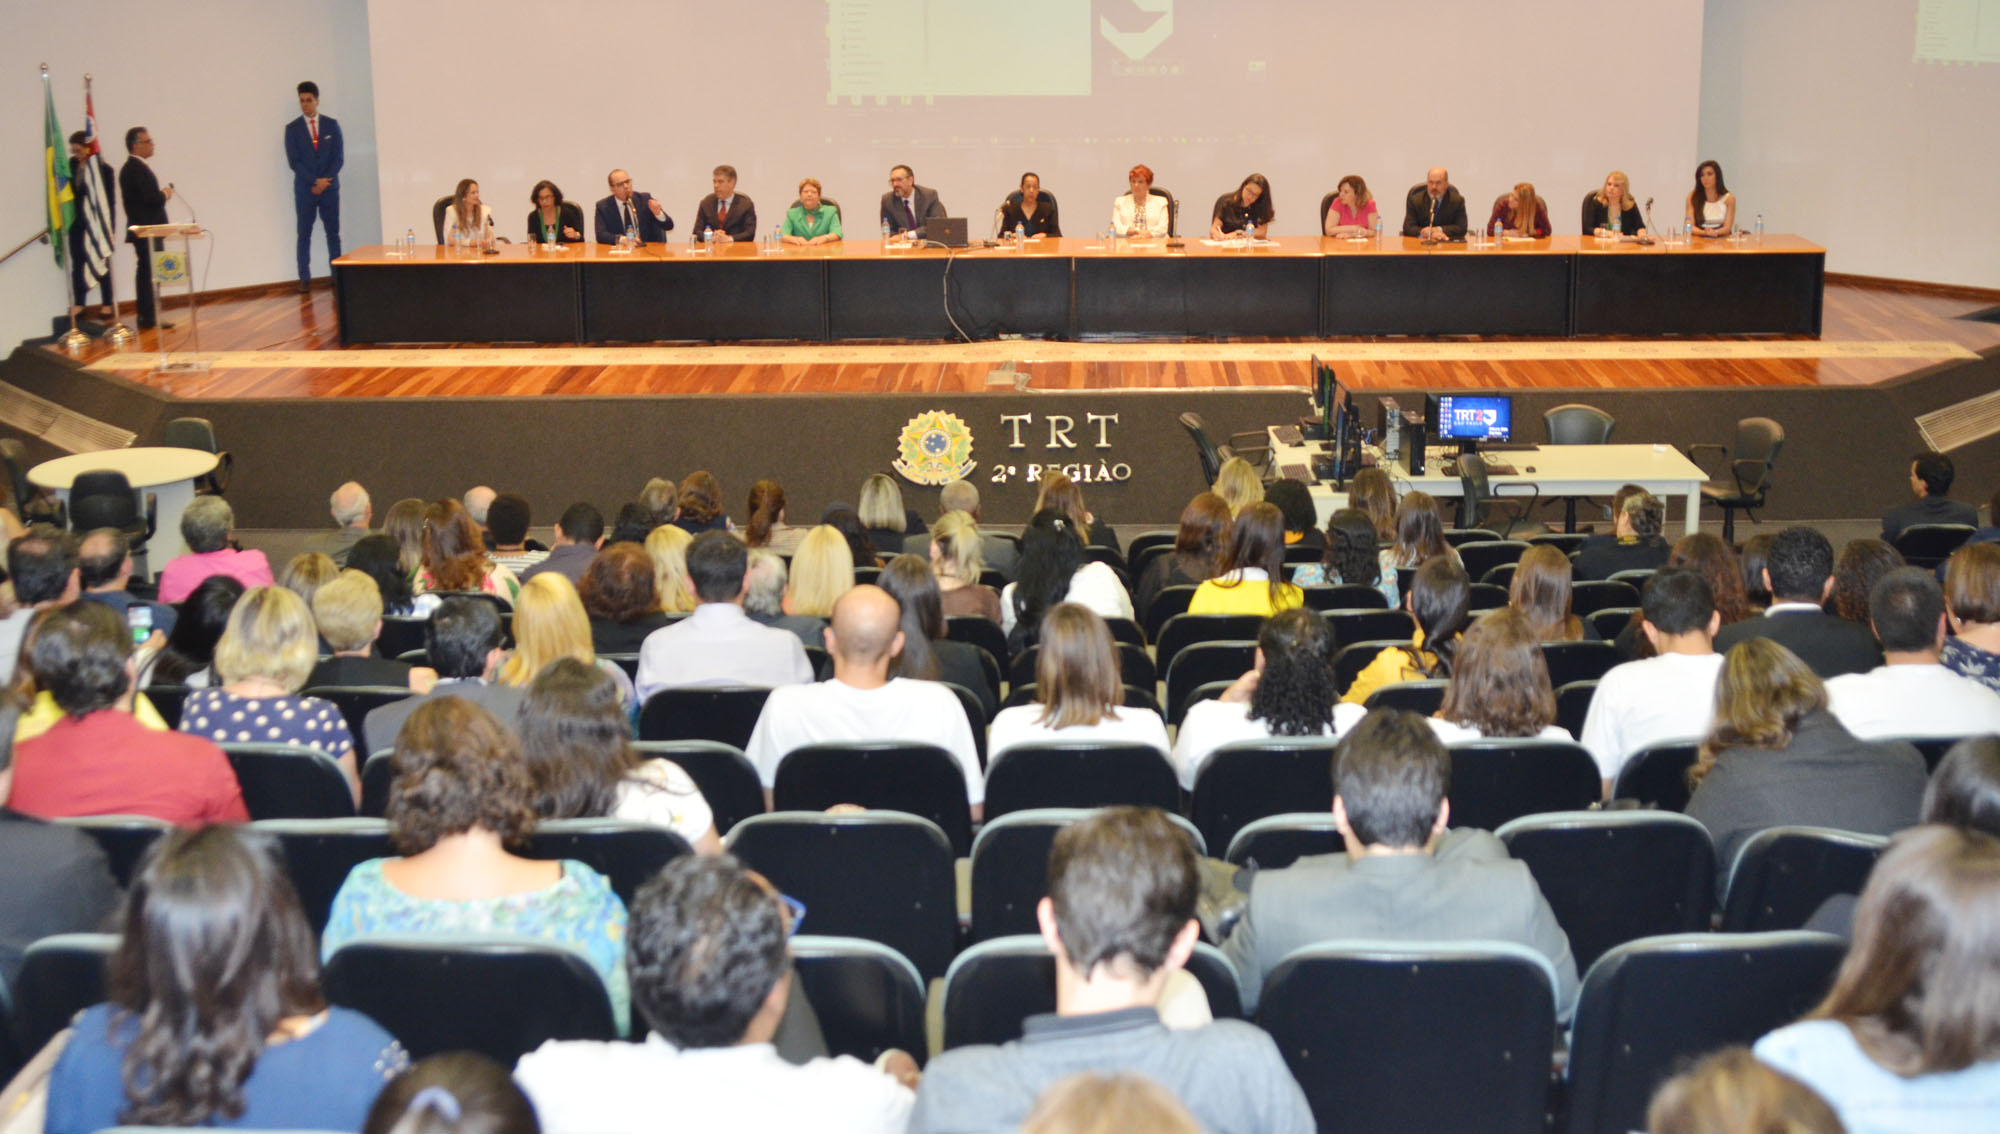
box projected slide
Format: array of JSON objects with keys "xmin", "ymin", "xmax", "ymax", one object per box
[
  {"xmin": 1916, "ymin": 0, "xmax": 2000, "ymax": 63},
  {"xmin": 828, "ymin": 0, "xmax": 1092, "ymax": 98}
]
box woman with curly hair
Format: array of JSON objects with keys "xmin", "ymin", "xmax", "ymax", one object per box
[
  {"xmin": 1828, "ymin": 538, "xmax": 1905, "ymax": 627},
  {"xmin": 670, "ymin": 470, "xmax": 728, "ymax": 535},
  {"xmin": 1342, "ymin": 554, "xmax": 1470, "ymax": 705},
  {"xmin": 1292, "ymin": 507, "xmax": 1391, "ymax": 605},
  {"xmin": 1170, "ymin": 607, "xmax": 1363, "ymax": 789},
  {"xmin": 413, "ymin": 499, "xmax": 520, "ymax": 605},
  {"xmin": 1430, "ymin": 608, "xmax": 1570, "ymax": 742},
  {"xmin": 579, "ymin": 543, "xmax": 670, "ymax": 654}
]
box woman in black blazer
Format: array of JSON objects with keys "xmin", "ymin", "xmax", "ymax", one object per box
[
  {"xmin": 997, "ymin": 171, "xmax": 1060, "ymax": 237},
  {"xmin": 527, "ymin": 179, "xmax": 585, "ymax": 244}
]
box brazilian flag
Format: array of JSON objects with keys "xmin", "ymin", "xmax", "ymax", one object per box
[{"xmin": 44, "ymin": 72, "xmax": 73, "ymax": 268}]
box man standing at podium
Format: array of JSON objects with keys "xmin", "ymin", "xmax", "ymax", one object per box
[
  {"xmin": 284, "ymin": 81, "xmax": 342, "ymax": 294},
  {"xmin": 118, "ymin": 127, "xmax": 170, "ymax": 331}
]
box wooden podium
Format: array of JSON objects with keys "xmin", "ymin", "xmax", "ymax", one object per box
[{"xmin": 129, "ymin": 221, "xmax": 209, "ymax": 374}]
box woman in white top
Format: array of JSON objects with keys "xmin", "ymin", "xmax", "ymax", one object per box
[
  {"xmin": 989, "ymin": 603, "xmax": 1169, "ymax": 760},
  {"xmin": 1171, "ymin": 608, "xmax": 1366, "ymax": 790},
  {"xmin": 1687, "ymin": 160, "xmax": 1737, "ymax": 237},
  {"xmin": 517, "ymin": 658, "xmax": 721, "ymax": 854},
  {"xmin": 1000, "ymin": 508, "xmax": 1133, "ymax": 648},
  {"xmin": 1427, "ymin": 608, "xmax": 1574, "ymax": 744},
  {"xmin": 1111, "ymin": 163, "xmax": 1171, "ymax": 238},
  {"xmin": 442, "ymin": 178, "xmax": 494, "ymax": 245}
]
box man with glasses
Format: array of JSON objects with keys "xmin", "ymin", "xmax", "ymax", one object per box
[{"xmin": 592, "ymin": 168, "xmax": 674, "ymax": 245}]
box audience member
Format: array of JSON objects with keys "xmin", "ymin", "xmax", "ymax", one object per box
[
  {"xmin": 877, "ymin": 553, "xmax": 997, "ymax": 718},
  {"xmin": 910, "ymin": 480, "xmax": 1018, "ymax": 579},
  {"xmin": 363, "ymin": 597, "xmax": 523, "ymax": 755},
  {"xmin": 348, "ymin": 533, "xmax": 422, "ymax": 616},
  {"xmin": 1221, "ymin": 709, "xmax": 1578, "ymax": 1018},
  {"xmin": 672, "ymin": 472, "xmax": 729, "ymax": 536},
  {"xmin": 463, "ymin": 486, "xmax": 497, "ymax": 537},
  {"xmin": 579, "ymin": 542, "xmax": 670, "ymax": 654},
  {"xmin": 787, "ymin": 524, "xmax": 855, "ymax": 617},
  {"xmin": 1136, "ymin": 493, "xmax": 1231, "ymax": 619},
  {"xmin": 1002, "ymin": 509, "xmax": 1133, "ymax": 649},
  {"xmin": 325, "ymin": 697, "xmax": 630, "ymax": 1027},
  {"xmin": 74, "ymin": 527, "xmax": 175, "ymax": 637},
  {"xmin": 1431, "ymin": 608, "xmax": 1572, "ymax": 742},
  {"xmin": 1581, "ymin": 568, "xmax": 1725, "ymax": 793},
  {"xmin": 0, "ymin": 529, "xmax": 80, "ymax": 684},
  {"xmin": 1263, "ymin": 479, "xmax": 1323, "ymax": 552},
  {"xmin": 1386, "ymin": 491, "xmax": 1453, "ymax": 572},
  {"xmin": 1291, "ymin": 507, "xmax": 1393, "ymax": 607},
  {"xmin": 1211, "ymin": 457, "xmax": 1263, "ymax": 519},
  {"xmin": 1715, "ymin": 527, "xmax": 1883, "ymax": 678},
  {"xmin": 279, "ymin": 550, "xmax": 340, "ymax": 610},
  {"xmin": 382, "ymin": 497, "xmax": 429, "ymax": 577},
  {"xmin": 11, "ymin": 602, "xmax": 246, "ymax": 823},
  {"xmin": 1826, "ymin": 567, "xmax": 2000, "ymax": 738},
  {"xmin": 742, "ymin": 478, "xmax": 806, "ymax": 556},
  {"xmin": 312, "ymin": 481, "xmax": 373, "ymax": 567},
  {"xmin": 608, "ymin": 502, "xmax": 659, "ymax": 548},
  {"xmin": 1754, "ymin": 825, "xmax": 2000, "ymax": 1130},
  {"xmin": 744, "ymin": 585, "xmax": 981, "ymax": 816},
  {"xmin": 139, "ymin": 574, "xmax": 246, "ymax": 687},
  {"xmin": 1881, "ymin": 450, "xmax": 1978, "ymax": 541},
  {"xmin": 1615, "ymin": 532, "xmax": 1749, "ymax": 660},
  {"xmin": 180, "ymin": 585, "xmax": 359, "ymax": 798},
  {"xmin": 645, "ymin": 525, "xmax": 698, "ymax": 615},
  {"xmin": 930, "ymin": 511, "xmax": 1002, "ymax": 622},
  {"xmin": 1017, "ymin": 1073, "xmax": 1202, "ymax": 1134},
  {"xmin": 0, "ymin": 696, "xmax": 120, "ymax": 990},
  {"xmin": 521, "ymin": 502, "xmax": 606, "ymax": 586},
  {"xmin": 1036, "ymin": 472, "xmax": 1119, "ymax": 554},
  {"xmin": 1572, "ymin": 490, "xmax": 1670, "ymax": 581},
  {"xmin": 157, "ymin": 497, "xmax": 274, "ymax": 605},
  {"xmin": 496, "ymin": 573, "xmax": 637, "ymax": 709},
  {"xmin": 637, "ymin": 477, "xmax": 678, "ymax": 529},
  {"xmin": 988, "ymin": 604, "xmax": 1169, "ymax": 760},
  {"xmin": 1510, "ymin": 543, "xmax": 1592, "ymax": 642},
  {"xmin": 637, "ymin": 531, "xmax": 812, "ymax": 700},
  {"xmin": 514, "ymin": 855, "xmax": 915, "ymax": 1133},
  {"xmin": 1190, "ymin": 502, "xmax": 1305, "ymax": 616},
  {"xmin": 519, "ymin": 659, "xmax": 719, "ymax": 853},
  {"xmin": 1827, "ymin": 538, "xmax": 1905, "ymax": 626},
  {"xmin": 364, "ymin": 1052, "xmax": 538, "ymax": 1134},
  {"xmin": 1942, "ymin": 541, "xmax": 2000, "ymax": 693},
  {"xmin": 46, "ymin": 826, "xmax": 404, "ymax": 1134},
  {"xmin": 858, "ymin": 473, "xmax": 917, "ymax": 554},
  {"xmin": 744, "ymin": 548, "xmax": 827, "ymax": 648},
  {"xmin": 1576, "ymin": 485, "xmax": 1645, "ymax": 551},
  {"xmin": 487, "ymin": 492, "xmax": 547, "ymax": 575},
  {"xmin": 912, "ymin": 808, "xmax": 1313, "ymax": 1134},
  {"xmin": 1342, "ymin": 555, "xmax": 1470, "ymax": 705},
  {"xmin": 1740, "ymin": 532, "xmax": 1776, "ymax": 611},
  {"xmin": 1685, "ymin": 638, "xmax": 1926, "ymax": 885},
  {"xmin": 1348, "ymin": 467, "xmax": 1398, "ymax": 544},
  {"xmin": 822, "ymin": 506, "xmax": 883, "ymax": 570},
  {"xmin": 1172, "ymin": 608, "xmax": 1362, "ymax": 789},
  {"xmin": 307, "ymin": 569, "xmax": 425, "ymax": 690},
  {"xmin": 415, "ymin": 499, "xmax": 520, "ymax": 605},
  {"xmin": 1645, "ymin": 1048, "xmax": 1844, "ymax": 1134}
]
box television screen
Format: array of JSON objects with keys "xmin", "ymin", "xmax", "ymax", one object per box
[{"xmin": 1434, "ymin": 395, "xmax": 1512, "ymax": 442}]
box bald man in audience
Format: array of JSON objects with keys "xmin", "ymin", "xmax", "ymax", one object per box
[
  {"xmin": 744, "ymin": 585, "xmax": 982, "ymax": 818},
  {"xmin": 311, "ymin": 481, "xmax": 372, "ymax": 567}
]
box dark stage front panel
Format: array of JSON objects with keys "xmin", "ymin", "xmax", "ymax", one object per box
[
  {"xmin": 1573, "ymin": 251, "xmax": 1826, "ymax": 336},
  {"xmin": 582, "ymin": 258, "xmax": 826, "ymax": 342},
  {"xmin": 1073, "ymin": 255, "xmax": 1321, "ymax": 338},
  {"xmin": 827, "ymin": 256, "xmax": 1072, "ymax": 340},
  {"xmin": 1322, "ymin": 253, "xmax": 1573, "ymax": 336},
  {"xmin": 336, "ymin": 263, "xmax": 581, "ymax": 344}
]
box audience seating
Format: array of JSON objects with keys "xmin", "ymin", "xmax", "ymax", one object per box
[
  {"xmin": 375, "ymin": 615, "xmax": 429, "ymax": 660},
  {"xmin": 1125, "ymin": 530, "xmax": 1178, "ymax": 568},
  {"xmin": 55, "ymin": 815, "xmax": 172, "ymax": 888},
  {"xmin": 1562, "ymin": 932, "xmax": 1846, "ymax": 1134},
  {"xmin": 637, "ymin": 685, "xmax": 772, "ymax": 749},
  {"xmin": 853, "ymin": 566, "xmax": 881, "ymax": 586},
  {"xmin": 359, "ymin": 750, "xmax": 395, "ymax": 818},
  {"xmin": 1102, "ymin": 616, "xmax": 1147, "ymax": 649},
  {"xmin": 1443, "ymin": 528, "xmax": 1503, "ymax": 547},
  {"xmin": 726, "ymin": 811, "xmax": 957, "ymax": 980},
  {"xmin": 1155, "ymin": 613, "xmax": 1264, "ymax": 677},
  {"xmin": 1607, "ymin": 568, "xmax": 1656, "ymax": 589},
  {"xmin": 1447, "ymin": 740, "xmax": 1602, "ymax": 831},
  {"xmin": 631, "ymin": 740, "xmax": 765, "ymax": 834},
  {"xmin": 1223, "ymin": 813, "xmax": 1344, "ymax": 870},
  {"xmin": 1298, "ymin": 584, "xmax": 1391, "ymax": 612},
  {"xmin": 1569, "ymin": 580, "xmax": 1643, "ymax": 616},
  {"xmin": 1720, "ymin": 826, "xmax": 1888, "ymax": 933},
  {"xmin": 1456, "ymin": 540, "xmax": 1532, "ymax": 583},
  {"xmin": 11, "ymin": 932, "xmax": 117, "ymax": 1057},
  {"xmin": 968, "ymin": 809, "xmax": 1207, "ymax": 943},
  {"xmin": 1483, "ymin": 562, "xmax": 1518, "ymax": 588},
  {"xmin": 1332, "ymin": 640, "xmax": 1413, "ymax": 697},
  {"xmin": 1612, "ymin": 741, "xmax": 1700, "ymax": 811},
  {"xmin": 1883, "ymin": 734, "xmax": 1969, "ymax": 773},
  {"xmin": 222, "ymin": 743, "xmax": 357, "ymax": 820},
  {"xmin": 521, "ymin": 818, "xmax": 693, "ymax": 905},
  {"xmin": 323, "ymin": 936, "xmax": 618, "ymax": 1063},
  {"xmin": 1467, "ymin": 582, "xmax": 1511, "ymax": 611},
  {"xmin": 1689, "ymin": 416, "xmax": 1785, "ymax": 545},
  {"xmin": 1001, "ymin": 682, "xmax": 1160, "ymax": 716},
  {"xmin": 1496, "ymin": 811, "xmax": 1717, "ymax": 972},
  {"xmin": 945, "ymin": 615, "xmax": 1010, "ymax": 668},
  {"xmin": 1554, "ymin": 680, "xmax": 1598, "ymax": 741},
  {"xmin": 1588, "ymin": 607, "xmax": 1637, "ymax": 641},
  {"xmin": 599, "ymin": 652, "xmax": 640, "ymax": 681},
  {"xmin": 770, "ymin": 743, "xmax": 973, "ymax": 856},
  {"xmin": 942, "ymin": 936, "xmax": 1243, "ymax": 1049},
  {"xmin": 1891, "ymin": 522, "xmax": 1976, "ymax": 569},
  {"xmin": 982, "ymin": 743, "xmax": 1179, "ymax": 821},
  {"xmin": 300, "ymin": 685, "xmax": 413, "ymax": 758},
  {"xmin": 1008, "ymin": 643, "xmax": 1155, "ymax": 693},
  {"xmin": 1361, "ymin": 679, "xmax": 1448, "ymax": 715},
  {"xmin": 1142, "ymin": 585, "xmax": 1198, "ymax": 641},
  {"xmin": 803, "ymin": 644, "xmax": 834, "ymax": 682},
  {"xmin": 943, "ymin": 682, "xmax": 991, "ymax": 768},
  {"xmin": 1165, "ymin": 642, "xmax": 1258, "ymax": 727},
  {"xmin": 1539, "ymin": 641, "xmax": 1621, "ymax": 686},
  {"xmin": 1326, "ymin": 609, "xmax": 1412, "ymax": 647},
  {"xmin": 141, "ymin": 685, "xmax": 187, "ymax": 729},
  {"xmin": 789, "ymin": 936, "xmax": 929, "ymax": 1065},
  {"xmin": 1530, "ymin": 532, "xmax": 1588, "ymax": 555},
  {"xmin": 254, "ymin": 817, "xmax": 395, "ymax": 935},
  {"xmin": 1258, "ymin": 942, "xmax": 1557, "ymax": 1134}
]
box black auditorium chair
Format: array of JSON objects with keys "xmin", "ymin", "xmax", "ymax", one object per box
[
  {"xmin": 1298, "ymin": 583, "xmax": 1391, "ymax": 612},
  {"xmin": 1892, "ymin": 523, "xmax": 1976, "ymax": 569},
  {"xmin": 1719, "ymin": 826, "xmax": 1889, "ymax": 932},
  {"xmin": 141, "ymin": 685, "xmax": 187, "ymax": 729},
  {"xmin": 1333, "ymin": 640, "xmax": 1411, "ymax": 697},
  {"xmin": 1570, "ymin": 580, "xmax": 1642, "ymax": 616},
  {"xmin": 12, "ymin": 933, "xmax": 118, "ymax": 1057},
  {"xmin": 1155, "ymin": 613, "xmax": 1264, "ymax": 678},
  {"xmin": 632, "ymin": 740, "xmax": 765, "ymax": 835},
  {"xmin": 945, "ymin": 615, "xmax": 1010, "ymax": 668},
  {"xmin": 1589, "ymin": 607, "xmax": 1638, "ymax": 641},
  {"xmin": 55, "ymin": 815, "xmax": 171, "ymax": 888},
  {"xmin": 1447, "ymin": 740, "xmax": 1601, "ymax": 831},
  {"xmin": 1455, "ymin": 540, "xmax": 1531, "ymax": 583},
  {"xmin": 1190, "ymin": 740, "xmax": 1340, "ymax": 854},
  {"xmin": 223, "ymin": 743, "xmax": 357, "ymax": 820},
  {"xmin": 1224, "ymin": 813, "xmax": 1345, "ymax": 870},
  {"xmin": 301, "ymin": 685, "xmax": 413, "ymax": 760},
  {"xmin": 942, "ymin": 937, "xmax": 1241, "ymax": 1051},
  {"xmin": 1443, "ymin": 528, "xmax": 1503, "ymax": 547},
  {"xmin": 968, "ymin": 809, "xmax": 1207, "ymax": 944},
  {"xmin": 1496, "ymin": 810, "xmax": 1716, "ymax": 972},
  {"xmin": 1612, "ymin": 741, "xmax": 1701, "ymax": 811},
  {"xmin": 1166, "ymin": 642, "xmax": 1257, "ymax": 727},
  {"xmin": 376, "ymin": 616, "xmax": 429, "ymax": 660},
  {"xmin": 981, "ymin": 743, "xmax": 1179, "ymax": 821},
  {"xmin": 1467, "ymin": 582, "xmax": 1511, "ymax": 611},
  {"xmin": 1008, "ymin": 644, "xmax": 1155, "ymax": 694},
  {"xmin": 770, "ymin": 742, "xmax": 973, "ymax": 856},
  {"xmin": 359, "ymin": 750, "xmax": 395, "ymax": 818},
  {"xmin": 789, "ymin": 935, "xmax": 928, "ymax": 1065},
  {"xmin": 1553, "ymin": 680, "xmax": 1598, "ymax": 743},
  {"xmin": 255, "ymin": 817, "xmax": 395, "ymax": 935},
  {"xmin": 637, "ymin": 686, "xmax": 772, "ymax": 749},
  {"xmin": 1539, "ymin": 641, "xmax": 1620, "ymax": 686},
  {"xmin": 1142, "ymin": 585, "xmax": 1198, "ymax": 641},
  {"xmin": 1327, "ymin": 609, "xmax": 1414, "ymax": 647},
  {"xmin": 521, "ymin": 818, "xmax": 693, "ymax": 905},
  {"xmin": 1361, "ymin": 679, "xmax": 1449, "ymax": 715}
]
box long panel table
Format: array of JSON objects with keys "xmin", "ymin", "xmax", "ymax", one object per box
[{"xmin": 333, "ymin": 235, "xmax": 1823, "ymax": 345}]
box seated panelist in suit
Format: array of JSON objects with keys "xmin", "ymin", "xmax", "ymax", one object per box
[
  {"xmin": 1486, "ymin": 181, "xmax": 1551, "ymax": 238},
  {"xmin": 781, "ymin": 178, "xmax": 842, "ymax": 245},
  {"xmin": 1111, "ymin": 164, "xmax": 1170, "ymax": 238},
  {"xmin": 996, "ymin": 171, "xmax": 1059, "ymax": 237},
  {"xmin": 526, "ymin": 180, "xmax": 585, "ymax": 244},
  {"xmin": 880, "ymin": 163, "xmax": 946, "ymax": 241},
  {"xmin": 1401, "ymin": 166, "xmax": 1467, "ymax": 241},
  {"xmin": 592, "ymin": 168, "xmax": 673, "ymax": 245},
  {"xmin": 1210, "ymin": 173, "xmax": 1274, "ymax": 239},
  {"xmin": 693, "ymin": 164, "xmax": 757, "ymax": 244}
]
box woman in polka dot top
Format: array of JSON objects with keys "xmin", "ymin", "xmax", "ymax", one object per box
[{"xmin": 179, "ymin": 586, "xmax": 357, "ymax": 804}]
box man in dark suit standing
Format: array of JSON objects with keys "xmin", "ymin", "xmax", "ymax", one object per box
[
  {"xmin": 284, "ymin": 81, "xmax": 342, "ymax": 294},
  {"xmin": 1401, "ymin": 166, "xmax": 1467, "ymax": 241},
  {"xmin": 1715, "ymin": 526, "xmax": 1884, "ymax": 678},
  {"xmin": 118, "ymin": 126, "xmax": 170, "ymax": 330},
  {"xmin": 880, "ymin": 164, "xmax": 946, "ymax": 240},
  {"xmin": 692, "ymin": 165, "xmax": 757, "ymax": 244},
  {"xmin": 593, "ymin": 168, "xmax": 674, "ymax": 245},
  {"xmin": 66, "ymin": 131, "xmax": 116, "ymax": 318}
]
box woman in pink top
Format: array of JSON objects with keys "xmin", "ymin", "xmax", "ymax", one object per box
[{"xmin": 1322, "ymin": 175, "xmax": 1379, "ymax": 237}]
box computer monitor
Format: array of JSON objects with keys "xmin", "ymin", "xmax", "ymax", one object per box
[{"xmin": 1433, "ymin": 394, "xmax": 1513, "ymax": 451}]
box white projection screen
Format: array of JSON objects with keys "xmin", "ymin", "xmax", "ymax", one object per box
[{"xmin": 368, "ymin": 0, "xmax": 1707, "ymax": 246}]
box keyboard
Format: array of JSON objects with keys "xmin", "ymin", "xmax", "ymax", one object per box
[
  {"xmin": 1476, "ymin": 442, "xmax": 1540, "ymax": 452},
  {"xmin": 1272, "ymin": 425, "xmax": 1305, "ymax": 446},
  {"xmin": 1483, "ymin": 462, "xmax": 1519, "ymax": 476},
  {"xmin": 1281, "ymin": 463, "xmax": 1313, "ymax": 483}
]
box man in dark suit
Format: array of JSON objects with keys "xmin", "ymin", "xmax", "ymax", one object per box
[
  {"xmin": 880, "ymin": 163, "xmax": 946, "ymax": 240},
  {"xmin": 360, "ymin": 598, "xmax": 523, "ymax": 756},
  {"xmin": 283, "ymin": 81, "xmax": 343, "ymax": 293},
  {"xmin": 66, "ymin": 131, "xmax": 116, "ymax": 317},
  {"xmin": 593, "ymin": 168, "xmax": 674, "ymax": 245},
  {"xmin": 692, "ymin": 165, "xmax": 757, "ymax": 244},
  {"xmin": 1400, "ymin": 166, "xmax": 1467, "ymax": 241},
  {"xmin": 1881, "ymin": 451, "xmax": 1978, "ymax": 542},
  {"xmin": 1715, "ymin": 526, "xmax": 1883, "ymax": 678},
  {"xmin": 118, "ymin": 126, "xmax": 171, "ymax": 330}
]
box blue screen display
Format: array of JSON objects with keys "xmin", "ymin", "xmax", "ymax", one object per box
[{"xmin": 1435, "ymin": 395, "xmax": 1512, "ymax": 441}]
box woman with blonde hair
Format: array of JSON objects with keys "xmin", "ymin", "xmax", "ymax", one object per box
[
  {"xmin": 1211, "ymin": 457, "xmax": 1263, "ymax": 519},
  {"xmin": 178, "ymin": 585, "xmax": 358, "ymax": 799},
  {"xmin": 414, "ymin": 499, "xmax": 519, "ymax": 604},
  {"xmin": 441, "ymin": 178, "xmax": 491, "ymax": 244},
  {"xmin": 1431, "ymin": 608, "xmax": 1569, "ymax": 742},
  {"xmin": 988, "ymin": 603, "xmax": 1168, "ymax": 760},
  {"xmin": 495, "ymin": 572, "xmax": 635, "ymax": 709},
  {"xmin": 1035, "ymin": 471, "xmax": 1119, "ymax": 553},
  {"xmin": 1647, "ymin": 1048, "xmax": 1842, "ymax": 1134},
  {"xmin": 381, "ymin": 497, "xmax": 428, "ymax": 577},
  {"xmin": 930, "ymin": 510, "xmax": 1001, "ymax": 622},
  {"xmin": 644, "ymin": 525, "xmax": 697, "ymax": 615},
  {"xmin": 742, "ymin": 478, "xmax": 805, "ymax": 555},
  {"xmin": 856, "ymin": 472, "xmax": 915, "ymax": 555},
  {"xmin": 1510, "ymin": 544, "xmax": 1591, "ymax": 642},
  {"xmin": 1190, "ymin": 502, "xmax": 1304, "ymax": 616},
  {"xmin": 1487, "ymin": 181, "xmax": 1551, "ymax": 238},
  {"xmin": 1584, "ymin": 169, "xmax": 1647, "ymax": 239},
  {"xmin": 786, "ymin": 524, "xmax": 854, "ymax": 617},
  {"xmin": 1019, "ymin": 1072, "xmax": 1202, "ymax": 1134},
  {"xmin": 279, "ymin": 551, "xmax": 340, "ymax": 609},
  {"xmin": 1685, "ymin": 638, "xmax": 1927, "ymax": 887}
]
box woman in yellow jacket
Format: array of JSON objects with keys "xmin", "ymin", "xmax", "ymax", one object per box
[
  {"xmin": 1189, "ymin": 502, "xmax": 1305, "ymax": 616},
  {"xmin": 1342, "ymin": 554, "xmax": 1471, "ymax": 705}
]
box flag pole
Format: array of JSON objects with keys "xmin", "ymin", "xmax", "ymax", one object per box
[
  {"xmin": 46, "ymin": 65, "xmax": 89, "ymax": 353},
  {"xmin": 84, "ymin": 73, "xmax": 132, "ymax": 345}
]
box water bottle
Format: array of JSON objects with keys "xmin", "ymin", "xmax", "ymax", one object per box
[
  {"xmin": 1610, "ymin": 213, "xmax": 1622, "ymax": 241},
  {"xmin": 1371, "ymin": 214, "xmax": 1383, "ymax": 245},
  {"xmin": 1015, "ymin": 222, "xmax": 1026, "ymax": 248},
  {"xmin": 127, "ymin": 603, "xmax": 151, "ymax": 647},
  {"xmin": 1492, "ymin": 217, "xmax": 1504, "ymax": 248},
  {"xmin": 702, "ymin": 225, "xmax": 714, "ymax": 255},
  {"xmin": 1755, "ymin": 213, "xmax": 1764, "ymax": 243},
  {"xmin": 404, "ymin": 227, "xmax": 415, "ymax": 257},
  {"xmin": 625, "ymin": 223, "xmax": 636, "ymax": 251},
  {"xmin": 771, "ymin": 223, "xmax": 782, "ymax": 253},
  {"xmin": 544, "ymin": 222, "xmax": 556, "ymax": 251},
  {"xmin": 882, "ymin": 219, "xmax": 893, "ymax": 250}
]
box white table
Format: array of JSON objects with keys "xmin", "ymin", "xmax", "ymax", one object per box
[
  {"xmin": 1268, "ymin": 432, "xmax": 1710, "ymax": 536},
  {"xmin": 30, "ymin": 447, "xmax": 221, "ymax": 577}
]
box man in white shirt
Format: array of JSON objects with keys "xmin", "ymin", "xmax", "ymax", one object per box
[
  {"xmin": 636, "ymin": 533, "xmax": 813, "ymax": 702},
  {"xmin": 515, "ymin": 855, "xmax": 916, "ymax": 1134},
  {"xmin": 744, "ymin": 585, "xmax": 982, "ymax": 817},
  {"xmin": 1580, "ymin": 568, "xmax": 1725, "ymax": 795},
  {"xmin": 1827, "ymin": 566, "xmax": 2000, "ymax": 740}
]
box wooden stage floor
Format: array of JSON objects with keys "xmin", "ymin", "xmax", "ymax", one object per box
[{"xmin": 57, "ymin": 279, "xmax": 2000, "ymax": 400}]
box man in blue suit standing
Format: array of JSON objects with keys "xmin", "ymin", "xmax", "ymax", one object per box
[
  {"xmin": 284, "ymin": 81, "xmax": 342, "ymax": 294},
  {"xmin": 594, "ymin": 169, "xmax": 674, "ymax": 245}
]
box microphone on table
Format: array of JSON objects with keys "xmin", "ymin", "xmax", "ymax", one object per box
[
  {"xmin": 1420, "ymin": 195, "xmax": 1441, "ymax": 244},
  {"xmin": 1638, "ymin": 196, "xmax": 1657, "ymax": 245}
]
